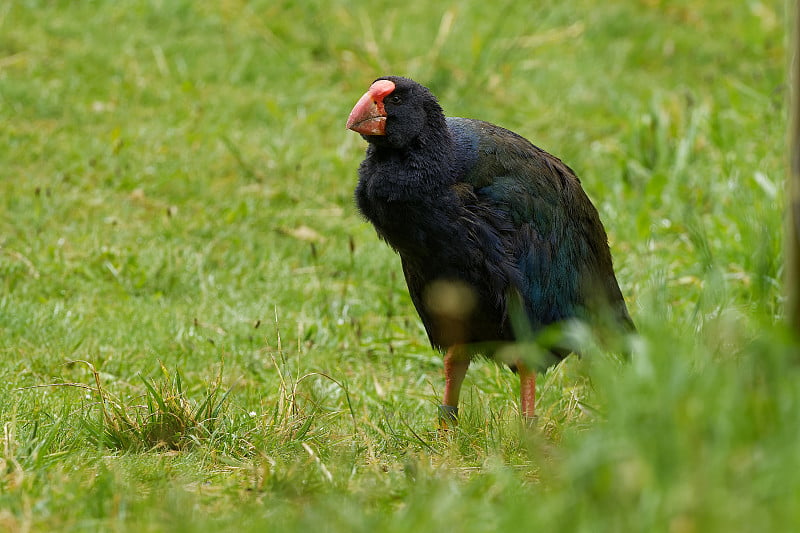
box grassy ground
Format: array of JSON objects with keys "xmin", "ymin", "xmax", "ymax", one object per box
[{"xmin": 0, "ymin": 0, "xmax": 793, "ymax": 531}]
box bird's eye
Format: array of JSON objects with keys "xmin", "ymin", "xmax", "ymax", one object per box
[{"xmin": 386, "ymin": 94, "xmax": 402, "ymax": 105}]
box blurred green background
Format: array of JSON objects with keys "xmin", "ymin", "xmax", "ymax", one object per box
[{"xmin": 0, "ymin": 1, "xmax": 792, "ymax": 531}]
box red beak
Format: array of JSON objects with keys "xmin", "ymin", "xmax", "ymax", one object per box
[{"xmin": 346, "ymin": 79, "xmax": 396, "ymax": 136}]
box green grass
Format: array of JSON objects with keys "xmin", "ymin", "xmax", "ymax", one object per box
[{"xmin": 0, "ymin": 0, "xmax": 792, "ymax": 530}]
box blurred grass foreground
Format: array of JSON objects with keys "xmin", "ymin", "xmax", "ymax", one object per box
[{"xmin": 0, "ymin": 1, "xmax": 794, "ymax": 531}]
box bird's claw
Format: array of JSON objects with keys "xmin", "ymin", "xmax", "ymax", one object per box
[
  {"xmin": 437, "ymin": 404, "xmax": 458, "ymax": 432},
  {"xmin": 522, "ymin": 414, "xmax": 539, "ymax": 431}
]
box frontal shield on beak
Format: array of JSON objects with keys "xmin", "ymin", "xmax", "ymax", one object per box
[{"xmin": 346, "ymin": 79, "xmax": 396, "ymax": 136}]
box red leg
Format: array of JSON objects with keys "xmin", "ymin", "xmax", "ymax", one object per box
[
  {"xmin": 518, "ymin": 361, "xmax": 537, "ymax": 422},
  {"xmin": 439, "ymin": 345, "xmax": 470, "ymax": 428}
]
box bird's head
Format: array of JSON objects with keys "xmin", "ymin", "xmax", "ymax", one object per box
[{"xmin": 346, "ymin": 76, "xmax": 445, "ymax": 149}]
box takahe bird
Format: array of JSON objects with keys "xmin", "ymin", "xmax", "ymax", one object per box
[{"xmin": 346, "ymin": 76, "xmax": 633, "ymax": 427}]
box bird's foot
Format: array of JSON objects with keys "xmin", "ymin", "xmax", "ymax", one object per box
[
  {"xmin": 522, "ymin": 414, "xmax": 539, "ymax": 431},
  {"xmin": 437, "ymin": 405, "xmax": 459, "ymax": 433}
]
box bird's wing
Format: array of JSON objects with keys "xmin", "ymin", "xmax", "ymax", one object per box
[{"xmin": 448, "ymin": 118, "xmax": 630, "ymax": 330}]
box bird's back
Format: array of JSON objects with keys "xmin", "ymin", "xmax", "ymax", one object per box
[{"xmin": 446, "ymin": 117, "xmax": 633, "ymax": 335}]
